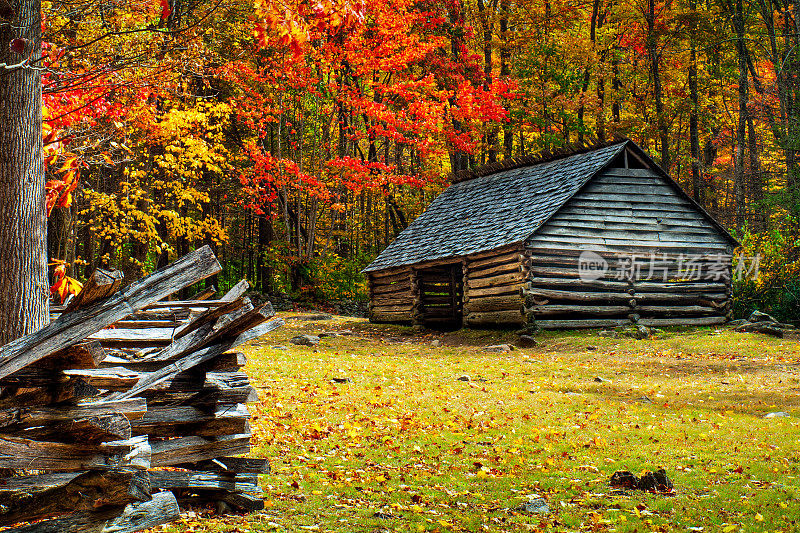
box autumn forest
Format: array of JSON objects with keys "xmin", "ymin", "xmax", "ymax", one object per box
[{"xmin": 37, "ymin": 0, "xmax": 800, "ymax": 319}]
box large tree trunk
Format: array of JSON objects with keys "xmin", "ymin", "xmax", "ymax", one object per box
[{"xmin": 0, "ymin": 0, "xmax": 49, "ymax": 344}]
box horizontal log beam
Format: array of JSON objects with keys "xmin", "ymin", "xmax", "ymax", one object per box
[
  {"xmin": 535, "ymin": 318, "xmax": 632, "ymax": 329},
  {"xmin": 0, "ymin": 435, "xmax": 151, "ymax": 471},
  {"xmin": 150, "ymin": 433, "xmax": 251, "ymax": 467}
]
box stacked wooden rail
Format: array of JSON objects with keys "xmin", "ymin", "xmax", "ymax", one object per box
[{"xmin": 0, "ymin": 246, "xmax": 281, "ymax": 532}]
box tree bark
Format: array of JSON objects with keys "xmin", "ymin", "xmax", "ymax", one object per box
[
  {"xmin": 646, "ymin": 0, "xmax": 670, "ymax": 173},
  {"xmin": 688, "ymin": 0, "xmax": 703, "ymax": 204},
  {"xmin": 0, "ymin": 0, "xmax": 49, "ymax": 344},
  {"xmin": 731, "ymin": 0, "xmax": 748, "ymax": 226}
]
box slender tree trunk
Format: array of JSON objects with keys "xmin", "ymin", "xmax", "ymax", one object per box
[
  {"xmin": 477, "ymin": 0, "xmax": 497, "ymax": 163},
  {"xmin": 0, "ymin": 0, "xmax": 49, "ymax": 344},
  {"xmin": 500, "ymin": 0, "xmax": 513, "ymax": 158},
  {"xmin": 731, "ymin": 0, "xmax": 748, "ymax": 226},
  {"xmin": 688, "ymin": 0, "xmax": 703, "ymax": 203},
  {"xmin": 646, "ymin": 0, "xmax": 670, "ymax": 172}
]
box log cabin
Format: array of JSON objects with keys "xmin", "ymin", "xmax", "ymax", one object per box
[{"xmin": 362, "ymin": 139, "xmax": 739, "ymax": 330}]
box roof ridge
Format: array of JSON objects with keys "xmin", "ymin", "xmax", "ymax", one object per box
[{"xmin": 450, "ymin": 135, "xmax": 630, "ymax": 184}]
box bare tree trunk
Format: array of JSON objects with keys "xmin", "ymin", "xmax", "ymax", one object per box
[
  {"xmin": 646, "ymin": 0, "xmax": 670, "ymax": 173},
  {"xmin": 731, "ymin": 0, "xmax": 748, "ymax": 226},
  {"xmin": 688, "ymin": 0, "xmax": 703, "ymax": 204},
  {"xmin": 500, "ymin": 0, "xmax": 513, "ymax": 158},
  {"xmin": 0, "ymin": 0, "xmax": 49, "ymax": 344}
]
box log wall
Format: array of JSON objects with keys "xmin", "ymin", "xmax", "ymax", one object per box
[
  {"xmin": 524, "ymin": 166, "xmax": 733, "ymax": 329},
  {"xmin": 368, "ymin": 267, "xmax": 413, "ymax": 324},
  {"xmin": 463, "ymin": 245, "xmax": 526, "ymax": 328}
]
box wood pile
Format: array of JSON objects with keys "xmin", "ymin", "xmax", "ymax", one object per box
[{"xmin": 0, "ymin": 246, "xmax": 282, "ymax": 532}]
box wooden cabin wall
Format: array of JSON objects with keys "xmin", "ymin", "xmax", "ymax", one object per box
[
  {"xmin": 463, "ymin": 245, "xmax": 527, "ymax": 327},
  {"xmin": 368, "ymin": 267, "xmax": 413, "ymax": 324},
  {"xmin": 524, "ymin": 167, "xmax": 733, "ymax": 330}
]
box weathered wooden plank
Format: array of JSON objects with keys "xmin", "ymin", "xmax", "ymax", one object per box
[
  {"xmin": 370, "ymin": 293, "xmax": 413, "ymax": 307},
  {"xmin": 527, "ymin": 277, "xmax": 630, "ymax": 291},
  {"xmin": 130, "ymin": 403, "xmax": 250, "ymax": 438},
  {"xmin": 144, "ymin": 300, "xmax": 225, "ymax": 309},
  {"xmin": 545, "ymin": 218, "xmax": 722, "ymax": 236},
  {"xmin": 634, "ymin": 305, "xmax": 719, "ymax": 315},
  {"xmin": 64, "ymin": 366, "xmax": 142, "ymax": 390},
  {"xmin": 633, "ymin": 280, "xmax": 730, "ymax": 293},
  {"xmin": 467, "ymin": 251, "xmax": 522, "ymax": 270},
  {"xmin": 525, "ymin": 287, "xmax": 728, "ymax": 305},
  {"xmin": 465, "ymin": 283, "xmax": 521, "ymax": 298},
  {"xmin": 150, "ymin": 434, "xmax": 251, "ymax": 467},
  {"xmin": 0, "ymin": 398, "xmax": 147, "ymax": 428},
  {"xmin": 467, "ymin": 272, "xmax": 525, "ymax": 289},
  {"xmin": 527, "ymin": 305, "xmax": 631, "ymax": 316},
  {"xmin": 370, "ymin": 283, "xmax": 412, "ymax": 296},
  {"xmin": 174, "ymin": 297, "xmax": 248, "ymax": 339},
  {"xmin": 526, "ymin": 247, "xmax": 732, "ymax": 261},
  {"xmin": 89, "ymin": 328, "xmax": 176, "ymax": 346},
  {"xmin": 0, "ymin": 379, "xmax": 99, "ymax": 410},
  {"xmin": 581, "ymin": 181, "xmax": 682, "ymax": 196},
  {"xmin": 149, "ymin": 471, "xmax": 260, "ymax": 494},
  {"xmin": 11, "ymin": 413, "xmax": 132, "ymax": 444},
  {"xmin": 525, "ymin": 238, "xmax": 728, "ymax": 255},
  {"xmin": 220, "ymin": 280, "xmax": 250, "ymax": 302},
  {"xmin": 0, "ymin": 246, "xmax": 221, "ymax": 381},
  {"xmin": 33, "ymin": 341, "xmax": 107, "ymax": 371},
  {"xmin": 534, "ymin": 225, "xmax": 727, "ymax": 245},
  {"xmin": 462, "ymin": 295, "xmax": 522, "ymax": 313},
  {"xmin": 557, "ymin": 205, "xmax": 705, "ymax": 222},
  {"xmin": 0, "ymin": 435, "xmax": 151, "ymax": 471},
  {"xmin": 369, "ymin": 269, "xmax": 411, "ymax": 284},
  {"xmin": 177, "ymin": 457, "xmax": 270, "ymax": 474},
  {"xmin": 112, "ymin": 320, "xmax": 182, "ymax": 329},
  {"xmin": 464, "ymin": 245, "xmax": 521, "ymax": 261},
  {"xmin": 215, "ymin": 492, "xmax": 266, "ymax": 512},
  {"xmin": 100, "ymin": 351, "xmax": 247, "ymax": 373},
  {"xmin": 464, "ymin": 310, "xmax": 524, "ymax": 326},
  {"xmin": 528, "ymin": 231, "xmax": 728, "ymax": 248},
  {"xmin": 105, "ymin": 319, "xmax": 283, "ymax": 401},
  {"xmin": 468, "ymin": 261, "xmax": 523, "ymax": 278},
  {"xmin": 64, "ymin": 268, "xmax": 125, "ymax": 313},
  {"xmin": 535, "ymin": 318, "xmax": 632, "ymax": 329},
  {"xmin": 0, "ymin": 470, "xmax": 150, "ymax": 527},
  {"xmin": 371, "ymin": 303, "xmax": 413, "ymax": 313},
  {"xmin": 593, "ymin": 174, "xmax": 664, "ymax": 185}
]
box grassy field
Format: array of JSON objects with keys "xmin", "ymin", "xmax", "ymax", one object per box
[{"xmin": 157, "ymin": 315, "xmax": 800, "ymax": 533}]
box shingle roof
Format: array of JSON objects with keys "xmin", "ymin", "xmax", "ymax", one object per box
[{"xmin": 363, "ymin": 142, "xmax": 628, "ymax": 272}]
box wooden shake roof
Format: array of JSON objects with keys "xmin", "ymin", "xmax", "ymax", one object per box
[{"xmin": 363, "ymin": 140, "xmax": 737, "ymax": 273}]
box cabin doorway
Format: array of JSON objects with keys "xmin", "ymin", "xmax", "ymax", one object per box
[{"xmin": 415, "ymin": 264, "xmax": 463, "ymax": 329}]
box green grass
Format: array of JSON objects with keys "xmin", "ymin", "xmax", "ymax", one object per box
[{"xmin": 156, "ymin": 316, "xmax": 800, "ymax": 532}]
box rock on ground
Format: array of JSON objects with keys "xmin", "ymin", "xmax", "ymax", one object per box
[
  {"xmin": 764, "ymin": 411, "xmax": 790, "ymax": 418},
  {"xmin": 290, "ymin": 334, "xmax": 320, "ymax": 346},
  {"xmin": 516, "ymin": 335, "xmax": 538, "ymax": 348},
  {"xmin": 513, "ymin": 494, "xmax": 550, "ymax": 514},
  {"xmin": 484, "ymin": 344, "xmax": 513, "ymax": 353}
]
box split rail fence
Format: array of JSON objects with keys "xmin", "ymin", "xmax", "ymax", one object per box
[{"xmin": 0, "ymin": 246, "xmax": 281, "ymax": 532}]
